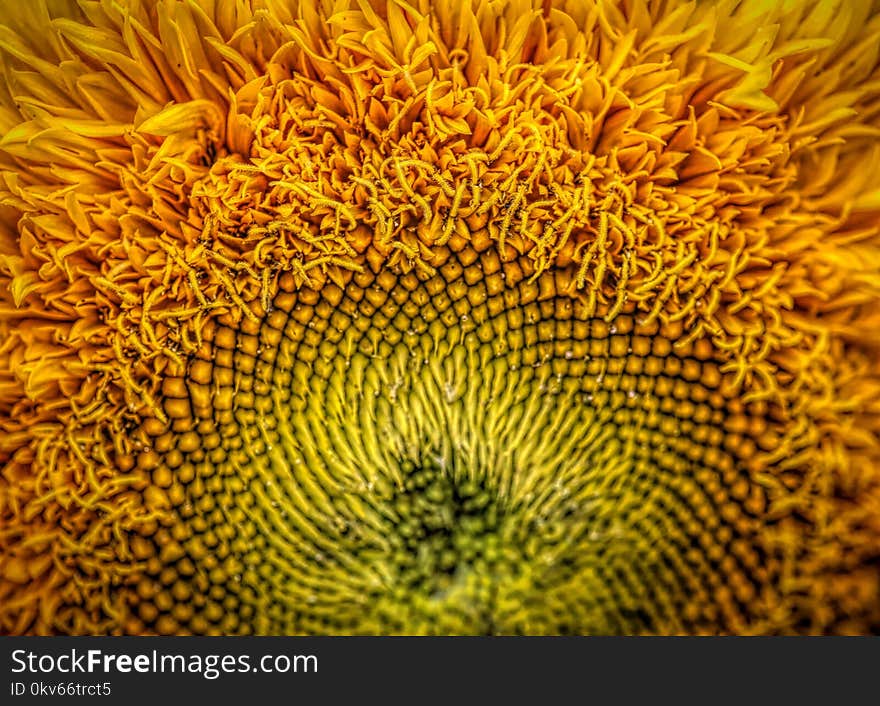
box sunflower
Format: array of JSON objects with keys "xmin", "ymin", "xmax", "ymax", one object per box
[{"xmin": 1, "ymin": 0, "xmax": 879, "ymax": 635}]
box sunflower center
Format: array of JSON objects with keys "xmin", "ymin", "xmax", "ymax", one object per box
[{"xmin": 132, "ymin": 244, "xmax": 769, "ymax": 635}]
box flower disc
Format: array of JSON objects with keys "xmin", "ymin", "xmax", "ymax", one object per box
[{"xmin": 1, "ymin": 0, "xmax": 879, "ymax": 635}]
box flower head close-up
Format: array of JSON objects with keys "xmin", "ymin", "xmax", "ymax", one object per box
[{"xmin": 1, "ymin": 0, "xmax": 879, "ymax": 636}]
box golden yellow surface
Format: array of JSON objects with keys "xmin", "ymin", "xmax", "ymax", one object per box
[{"xmin": 0, "ymin": 0, "xmax": 879, "ymax": 634}]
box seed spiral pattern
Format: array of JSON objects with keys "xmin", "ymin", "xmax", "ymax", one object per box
[{"xmin": 143, "ymin": 250, "xmax": 765, "ymax": 634}]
